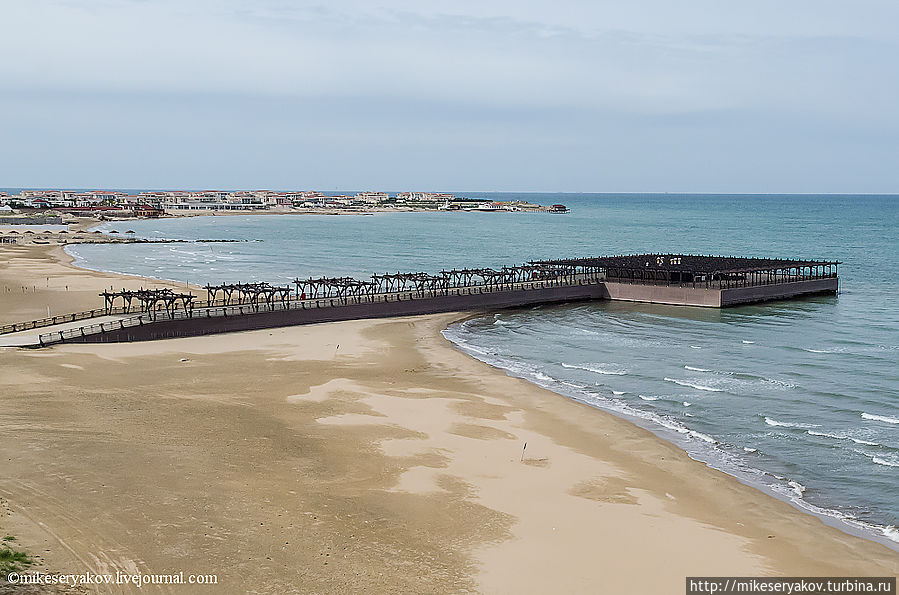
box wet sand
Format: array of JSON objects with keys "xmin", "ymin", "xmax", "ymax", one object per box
[{"xmin": 0, "ymin": 245, "xmax": 895, "ymax": 594}]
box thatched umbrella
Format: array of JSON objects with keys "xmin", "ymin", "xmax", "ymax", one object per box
[
  {"xmin": 126, "ymin": 230, "xmax": 135, "ymax": 234},
  {"xmin": 109, "ymin": 230, "xmax": 119, "ymax": 234}
]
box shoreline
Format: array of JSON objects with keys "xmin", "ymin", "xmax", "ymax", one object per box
[
  {"xmin": 443, "ymin": 318, "xmax": 899, "ymax": 552},
  {"xmin": 0, "ymin": 244, "xmax": 896, "ymax": 592}
]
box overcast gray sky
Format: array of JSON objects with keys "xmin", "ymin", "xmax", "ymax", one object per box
[{"xmin": 1, "ymin": 0, "xmax": 897, "ymax": 192}]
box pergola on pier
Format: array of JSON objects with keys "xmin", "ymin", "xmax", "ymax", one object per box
[
  {"xmin": 528, "ymin": 254, "xmax": 840, "ymax": 288},
  {"xmin": 100, "ymin": 288, "xmax": 197, "ymax": 319},
  {"xmin": 204, "ymin": 282, "xmax": 293, "ymax": 309}
]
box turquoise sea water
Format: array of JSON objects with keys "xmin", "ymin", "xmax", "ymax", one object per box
[{"xmin": 66, "ymin": 194, "xmax": 899, "ymax": 548}]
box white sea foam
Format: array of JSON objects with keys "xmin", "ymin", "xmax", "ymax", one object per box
[
  {"xmin": 851, "ymin": 437, "xmax": 880, "ymax": 446},
  {"xmin": 743, "ymin": 447, "xmax": 758, "ymax": 453},
  {"xmin": 788, "ymin": 481, "xmax": 806, "ymax": 498},
  {"xmin": 683, "ymin": 402, "xmax": 692, "ymax": 407},
  {"xmin": 807, "ymin": 430, "xmax": 883, "ymax": 448},
  {"xmin": 803, "ymin": 348, "xmax": 832, "ymax": 353},
  {"xmin": 764, "ymin": 378, "xmax": 798, "ymax": 390},
  {"xmin": 684, "ymin": 365, "xmax": 711, "ymax": 372},
  {"xmin": 663, "ymin": 377, "xmax": 723, "ymax": 392},
  {"xmin": 765, "ymin": 476, "xmax": 899, "ymax": 547},
  {"xmin": 862, "ymin": 412, "xmax": 899, "ymax": 425},
  {"xmin": 742, "ymin": 340, "xmax": 755, "ymax": 344},
  {"xmin": 638, "ymin": 395, "xmax": 659, "ymax": 401},
  {"xmin": 764, "ymin": 417, "xmax": 819, "ymax": 429},
  {"xmin": 561, "ymin": 362, "xmax": 627, "ymax": 376},
  {"xmin": 689, "ymin": 345, "xmax": 701, "ymax": 349},
  {"xmin": 533, "ymin": 371, "xmax": 554, "ymax": 382},
  {"xmin": 872, "ymin": 456, "xmax": 899, "ymax": 468},
  {"xmin": 808, "ymin": 430, "xmax": 845, "ymax": 440},
  {"xmin": 612, "ymin": 390, "xmax": 626, "ymax": 395},
  {"xmin": 690, "ymin": 431, "xmax": 716, "ymax": 444}
]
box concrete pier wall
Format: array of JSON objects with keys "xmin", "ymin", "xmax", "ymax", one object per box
[
  {"xmin": 599, "ymin": 282, "xmax": 723, "ymax": 307},
  {"xmin": 720, "ymin": 277, "xmax": 838, "ymax": 306}
]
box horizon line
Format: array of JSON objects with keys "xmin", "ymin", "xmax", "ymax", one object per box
[{"xmin": 2, "ymin": 186, "xmax": 898, "ymax": 197}]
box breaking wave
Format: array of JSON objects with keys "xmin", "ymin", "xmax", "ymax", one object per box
[
  {"xmin": 872, "ymin": 456, "xmax": 899, "ymax": 468},
  {"xmin": 561, "ymin": 362, "xmax": 627, "ymax": 376},
  {"xmin": 663, "ymin": 377, "xmax": 723, "ymax": 392},
  {"xmin": 764, "ymin": 417, "xmax": 820, "ymax": 429},
  {"xmin": 862, "ymin": 413, "xmax": 899, "ymax": 425}
]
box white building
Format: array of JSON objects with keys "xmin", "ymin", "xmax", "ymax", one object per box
[
  {"xmin": 355, "ymin": 192, "xmax": 389, "ymax": 204},
  {"xmin": 397, "ymin": 192, "xmax": 455, "ymax": 202}
]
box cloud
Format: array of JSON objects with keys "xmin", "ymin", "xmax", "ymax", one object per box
[{"xmin": 0, "ymin": 0, "xmax": 897, "ymax": 190}]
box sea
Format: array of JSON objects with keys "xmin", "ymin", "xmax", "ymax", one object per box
[{"xmin": 61, "ymin": 193, "xmax": 899, "ymax": 548}]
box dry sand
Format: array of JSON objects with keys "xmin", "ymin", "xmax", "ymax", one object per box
[
  {"xmin": 0, "ymin": 245, "xmax": 896, "ymax": 594},
  {"xmin": 0, "ymin": 245, "xmax": 199, "ymax": 327}
]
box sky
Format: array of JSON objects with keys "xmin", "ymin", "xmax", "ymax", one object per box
[{"xmin": 1, "ymin": 0, "xmax": 898, "ymax": 193}]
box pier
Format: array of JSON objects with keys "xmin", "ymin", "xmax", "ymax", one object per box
[{"xmin": 0, "ymin": 254, "xmax": 839, "ymax": 347}]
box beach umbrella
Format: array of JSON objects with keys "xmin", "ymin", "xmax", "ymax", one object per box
[
  {"xmin": 109, "ymin": 230, "xmax": 119, "ymax": 234},
  {"xmin": 24, "ymin": 230, "xmax": 34, "ymax": 234},
  {"xmin": 126, "ymin": 230, "xmax": 135, "ymax": 234}
]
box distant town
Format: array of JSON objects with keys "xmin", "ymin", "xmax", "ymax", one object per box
[{"xmin": 0, "ymin": 189, "xmax": 569, "ymax": 219}]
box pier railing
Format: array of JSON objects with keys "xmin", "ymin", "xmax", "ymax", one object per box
[
  {"xmin": 36, "ymin": 275, "xmax": 600, "ymax": 347},
  {"xmin": 0, "ymin": 307, "xmax": 130, "ymax": 335},
  {"xmin": 0, "ymin": 296, "xmax": 306, "ymax": 335}
]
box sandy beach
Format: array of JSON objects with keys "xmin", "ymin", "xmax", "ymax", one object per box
[
  {"xmin": 0, "ymin": 244, "xmax": 896, "ymax": 594},
  {"xmin": 0, "ymin": 245, "xmax": 200, "ymax": 327}
]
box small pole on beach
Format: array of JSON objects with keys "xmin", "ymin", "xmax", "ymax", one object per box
[{"xmin": 519, "ymin": 442, "xmax": 527, "ymax": 462}]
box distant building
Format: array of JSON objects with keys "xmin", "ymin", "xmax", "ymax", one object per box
[
  {"xmin": 397, "ymin": 192, "xmax": 455, "ymax": 202},
  {"xmin": 162, "ymin": 200, "xmax": 265, "ymax": 212},
  {"xmin": 134, "ymin": 205, "xmax": 164, "ymax": 218},
  {"xmin": 355, "ymin": 192, "xmax": 389, "ymax": 204},
  {"xmin": 198, "ymin": 190, "xmax": 230, "ymax": 200},
  {"xmin": 20, "ymin": 190, "xmax": 61, "ymax": 199}
]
